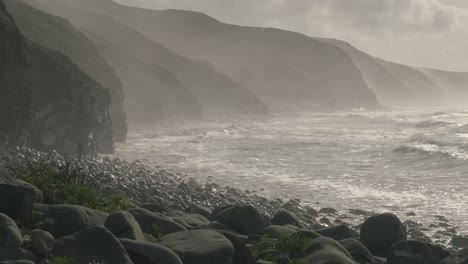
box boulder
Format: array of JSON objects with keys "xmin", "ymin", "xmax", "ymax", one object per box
[
  {"xmin": 388, "ymin": 240, "xmax": 450, "ymax": 264},
  {"xmin": 441, "ymin": 248, "xmax": 468, "ymax": 264},
  {"xmin": 0, "ymin": 248, "xmax": 35, "ymax": 262},
  {"xmin": 451, "ymin": 236, "xmax": 468, "ymax": 248},
  {"xmin": 128, "ymin": 208, "xmax": 187, "ymax": 235},
  {"xmin": 120, "ymin": 238, "xmax": 183, "ymax": 264},
  {"xmin": 315, "ymin": 225, "xmax": 354, "ymax": 241},
  {"xmin": 30, "ymin": 229, "xmax": 55, "ymax": 257},
  {"xmin": 53, "ymin": 226, "xmax": 133, "ymax": 264},
  {"xmin": 0, "ymin": 261, "xmax": 35, "ymax": 264},
  {"xmin": 214, "ymin": 230, "xmax": 256, "ymax": 264},
  {"xmin": 139, "ymin": 203, "xmax": 171, "ymax": 214},
  {"xmin": 33, "ymin": 204, "xmax": 108, "ymax": 238},
  {"xmin": 214, "ymin": 205, "xmax": 266, "ymax": 235},
  {"xmin": 0, "ymin": 184, "xmax": 36, "ymax": 219},
  {"xmin": 105, "ymin": 211, "xmax": 145, "ymax": 241},
  {"xmin": 172, "ymin": 213, "xmax": 210, "ymax": 230},
  {"xmin": 360, "ymin": 213, "xmax": 407, "ymax": 255},
  {"xmin": 264, "ymin": 225, "xmax": 299, "ymax": 239},
  {"xmin": 186, "ymin": 204, "xmax": 212, "ymax": 220},
  {"xmin": 0, "ymin": 213, "xmax": 22, "ymax": 247},
  {"xmin": 16, "ymin": 181, "xmax": 43, "ymax": 203},
  {"xmin": 160, "ymin": 229, "xmax": 234, "ymax": 264},
  {"xmin": 294, "ymin": 237, "xmax": 356, "ymax": 264},
  {"xmin": 271, "ymin": 210, "xmax": 305, "ymax": 228},
  {"xmin": 340, "ymin": 238, "xmax": 376, "ymax": 264},
  {"xmin": 0, "ymin": 168, "xmax": 17, "ymax": 185}
]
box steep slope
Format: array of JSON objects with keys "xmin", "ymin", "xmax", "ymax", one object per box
[
  {"xmin": 30, "ymin": 0, "xmax": 268, "ymax": 121},
  {"xmin": 0, "ymin": 0, "xmax": 31, "ymax": 144},
  {"xmin": 5, "ymin": 0, "xmax": 127, "ymax": 141},
  {"xmin": 33, "ymin": 0, "xmax": 380, "ymax": 111},
  {"xmin": 323, "ymin": 39, "xmax": 468, "ymax": 108},
  {"xmin": 26, "ymin": 41, "xmax": 115, "ymax": 153}
]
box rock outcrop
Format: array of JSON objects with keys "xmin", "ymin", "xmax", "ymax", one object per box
[
  {"xmin": 5, "ymin": 0, "xmax": 127, "ymax": 142},
  {"xmin": 0, "ymin": 0, "xmax": 30, "ymax": 145}
]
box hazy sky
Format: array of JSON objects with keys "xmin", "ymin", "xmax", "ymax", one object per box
[{"xmin": 117, "ymin": 0, "xmax": 468, "ymax": 71}]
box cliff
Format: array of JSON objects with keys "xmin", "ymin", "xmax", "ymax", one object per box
[{"xmin": 5, "ymin": 0, "xmax": 127, "ymax": 141}]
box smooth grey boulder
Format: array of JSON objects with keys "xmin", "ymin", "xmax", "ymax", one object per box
[
  {"xmin": 441, "ymin": 248, "xmax": 468, "ymax": 264},
  {"xmin": 388, "ymin": 240, "xmax": 450, "ymax": 264},
  {"xmin": 264, "ymin": 225, "xmax": 299, "ymax": 239},
  {"xmin": 33, "ymin": 204, "xmax": 108, "ymax": 238},
  {"xmin": 315, "ymin": 225, "xmax": 354, "ymax": 241},
  {"xmin": 30, "ymin": 229, "xmax": 55, "ymax": 257},
  {"xmin": 53, "ymin": 226, "xmax": 133, "ymax": 264},
  {"xmin": 0, "ymin": 261, "xmax": 35, "ymax": 264},
  {"xmin": 213, "ymin": 229, "xmax": 256, "ymax": 264},
  {"xmin": 294, "ymin": 237, "xmax": 356, "ymax": 264},
  {"xmin": 340, "ymin": 238, "xmax": 376, "ymax": 264},
  {"xmin": 120, "ymin": 238, "xmax": 183, "ymax": 264},
  {"xmin": 271, "ymin": 210, "xmax": 305, "ymax": 228},
  {"xmin": 172, "ymin": 213, "xmax": 210, "ymax": 230},
  {"xmin": 160, "ymin": 229, "xmax": 234, "ymax": 264},
  {"xmin": 0, "ymin": 184, "xmax": 36, "ymax": 220},
  {"xmin": 0, "ymin": 213, "xmax": 22, "ymax": 247},
  {"xmin": 128, "ymin": 208, "xmax": 186, "ymax": 235},
  {"xmin": 0, "ymin": 168, "xmax": 17, "ymax": 185},
  {"xmin": 186, "ymin": 204, "xmax": 212, "ymax": 219},
  {"xmin": 0, "ymin": 248, "xmax": 35, "ymax": 262},
  {"xmin": 16, "ymin": 181, "xmax": 43, "ymax": 204},
  {"xmin": 105, "ymin": 211, "xmax": 145, "ymax": 241},
  {"xmin": 361, "ymin": 213, "xmax": 407, "ymax": 255},
  {"xmin": 214, "ymin": 205, "xmax": 266, "ymax": 235}
]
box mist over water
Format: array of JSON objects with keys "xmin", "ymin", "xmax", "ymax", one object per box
[{"xmin": 116, "ymin": 109, "xmax": 468, "ymax": 233}]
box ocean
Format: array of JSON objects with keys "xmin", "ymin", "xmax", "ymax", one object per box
[{"xmin": 116, "ymin": 109, "xmax": 468, "ymax": 233}]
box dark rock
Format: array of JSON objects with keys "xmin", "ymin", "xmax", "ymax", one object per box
[
  {"xmin": 186, "ymin": 204, "xmax": 212, "ymax": 220},
  {"xmin": 208, "ymin": 221, "xmax": 236, "ymax": 233},
  {"xmin": 16, "ymin": 181, "xmax": 43, "ymax": 203},
  {"xmin": 271, "ymin": 210, "xmax": 305, "ymax": 228},
  {"xmin": 139, "ymin": 203, "xmax": 171, "ymax": 214},
  {"xmin": 214, "ymin": 205, "xmax": 266, "ymax": 235},
  {"xmin": 0, "ymin": 261, "xmax": 35, "ymax": 264},
  {"xmin": 213, "ymin": 230, "xmax": 256, "ymax": 264},
  {"xmin": 172, "ymin": 213, "xmax": 210, "ymax": 230},
  {"xmin": 30, "ymin": 229, "xmax": 54, "ymax": 257},
  {"xmin": 340, "ymin": 238, "xmax": 373, "ymax": 260},
  {"xmin": 387, "ymin": 240, "xmax": 450, "ymax": 264},
  {"xmin": 33, "ymin": 204, "xmax": 108, "ymax": 238},
  {"xmin": 451, "ymin": 236, "xmax": 468, "ymax": 248},
  {"xmin": 361, "ymin": 213, "xmax": 407, "ymax": 255},
  {"xmin": 294, "ymin": 237, "xmax": 356, "ymax": 264},
  {"xmin": 0, "ymin": 213, "xmax": 22, "ymax": 247},
  {"xmin": 53, "ymin": 226, "xmax": 133, "ymax": 264},
  {"xmin": 0, "ymin": 184, "xmax": 36, "ymax": 220},
  {"xmin": 440, "ymin": 248, "xmax": 468, "ymax": 264},
  {"xmin": 319, "ymin": 207, "xmax": 339, "ymax": 215},
  {"xmin": 128, "ymin": 208, "xmax": 187, "ymax": 234},
  {"xmin": 264, "ymin": 225, "xmax": 299, "ymax": 239},
  {"xmin": 306, "ymin": 207, "xmax": 319, "ymax": 217},
  {"xmin": 120, "ymin": 238, "xmax": 183, "ymax": 264},
  {"xmin": 0, "ymin": 248, "xmax": 35, "ymax": 262},
  {"xmin": 159, "ymin": 230, "xmax": 234, "ymax": 264},
  {"xmin": 105, "ymin": 211, "xmax": 145, "ymax": 241},
  {"xmin": 0, "ymin": 168, "xmax": 17, "ymax": 185},
  {"xmin": 315, "ymin": 225, "xmax": 353, "ymax": 241}
]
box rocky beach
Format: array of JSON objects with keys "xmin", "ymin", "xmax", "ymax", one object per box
[{"xmin": 0, "ymin": 147, "xmax": 467, "ymax": 263}]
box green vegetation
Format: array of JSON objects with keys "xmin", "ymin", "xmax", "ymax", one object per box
[
  {"xmin": 251, "ymin": 235, "xmax": 311, "ymax": 263},
  {"xmin": 44, "ymin": 256, "xmax": 73, "ymax": 264},
  {"xmin": 151, "ymin": 224, "xmax": 165, "ymax": 239},
  {"xmin": 13, "ymin": 162, "xmax": 128, "ymax": 213}
]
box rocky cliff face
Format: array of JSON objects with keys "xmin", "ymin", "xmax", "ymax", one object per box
[
  {"xmin": 31, "ymin": 0, "xmax": 268, "ymax": 123},
  {"xmin": 0, "ymin": 0, "xmax": 30, "ymax": 145},
  {"xmin": 6, "ymin": 0, "xmax": 127, "ymax": 141},
  {"xmin": 26, "ymin": 42, "xmax": 114, "ymax": 153},
  {"xmin": 0, "ymin": 0, "xmax": 114, "ymax": 153},
  {"xmin": 52, "ymin": 0, "xmax": 379, "ymax": 111}
]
